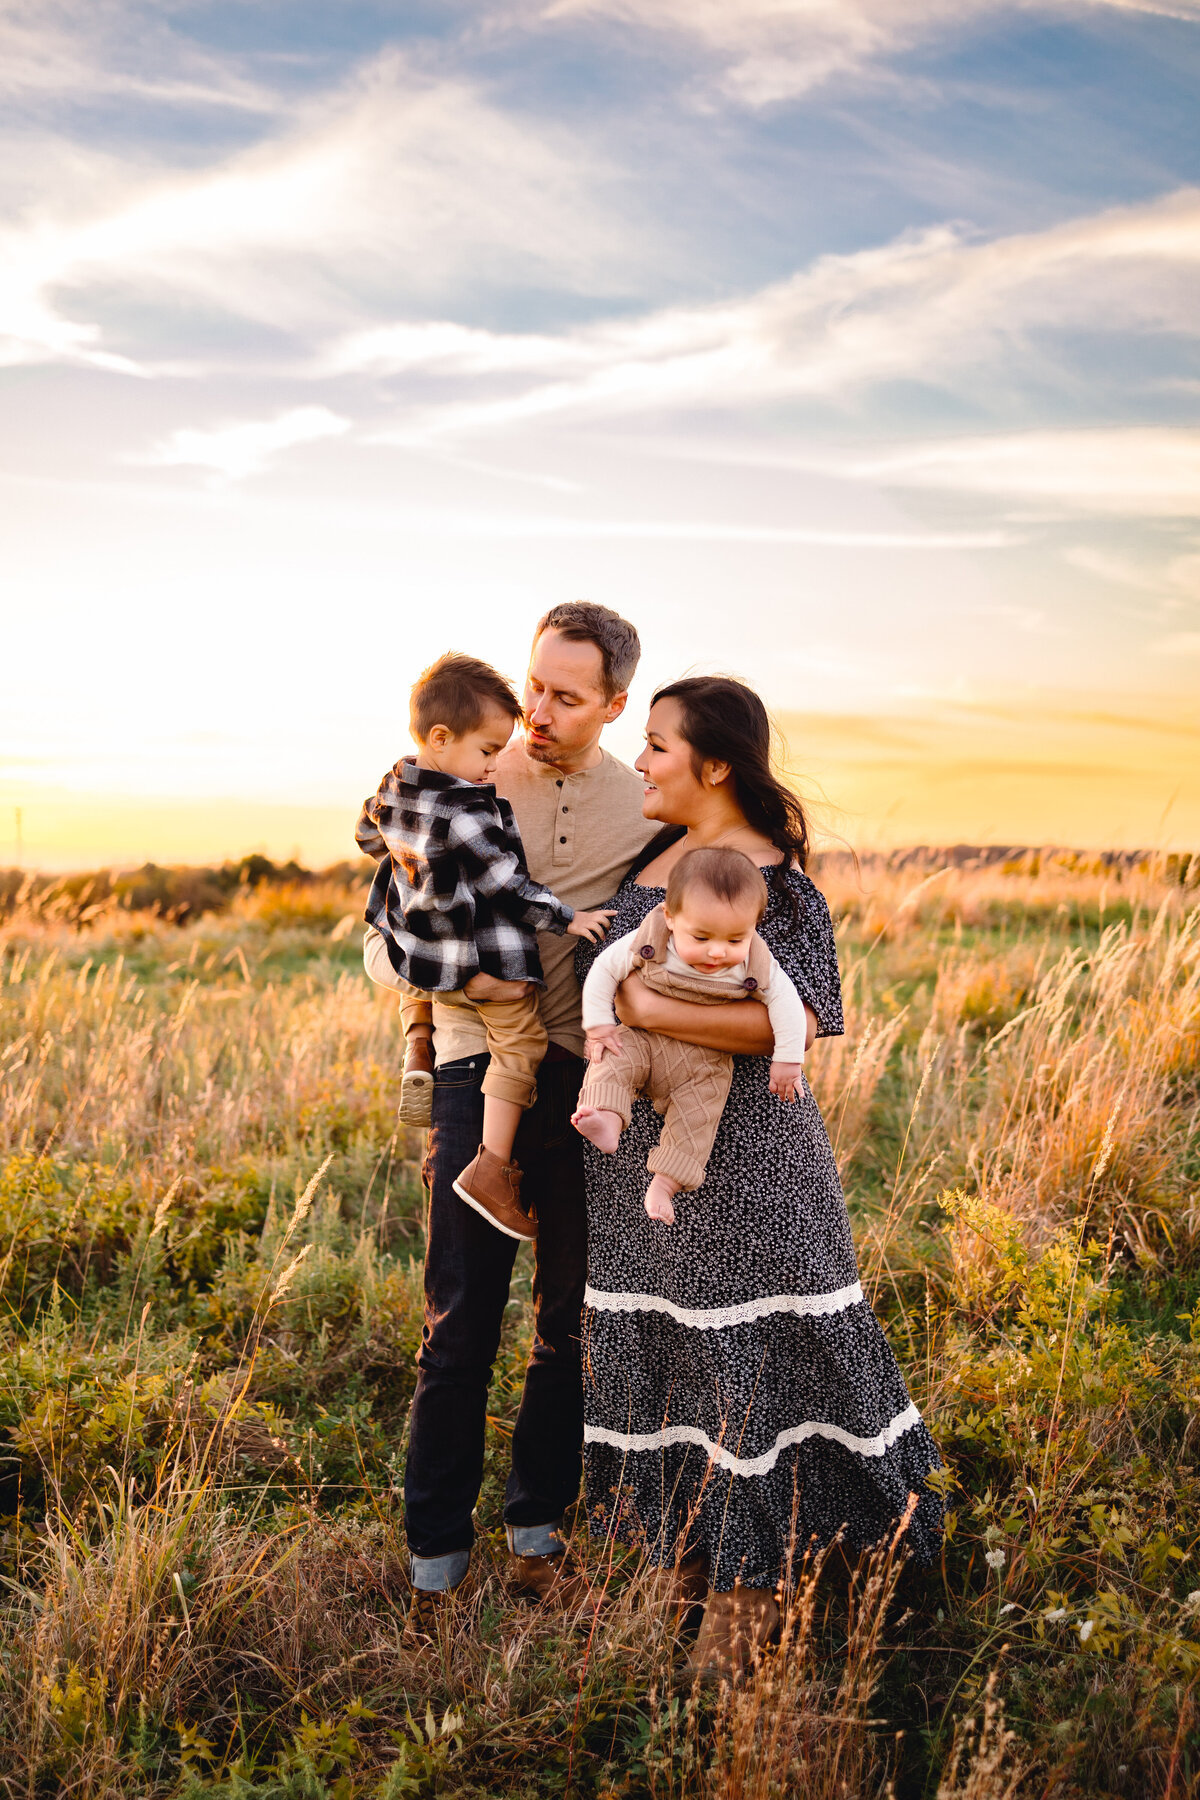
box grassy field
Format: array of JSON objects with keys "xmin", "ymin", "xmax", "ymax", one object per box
[{"xmin": 1, "ymin": 854, "xmax": 1198, "ymax": 1799}]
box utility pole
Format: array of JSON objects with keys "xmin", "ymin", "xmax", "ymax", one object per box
[{"xmin": 14, "ymin": 807, "xmax": 21, "ymax": 867}]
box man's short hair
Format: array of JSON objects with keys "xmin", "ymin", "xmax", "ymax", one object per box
[
  {"xmin": 534, "ymin": 601, "xmax": 641, "ymax": 701},
  {"xmin": 665, "ymin": 847, "xmax": 768, "ymax": 922},
  {"xmin": 409, "ymin": 652, "xmax": 523, "ymax": 743}
]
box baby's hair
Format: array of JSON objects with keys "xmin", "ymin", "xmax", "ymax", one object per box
[
  {"xmin": 410, "ymin": 652, "xmax": 523, "ymax": 744},
  {"xmin": 665, "ymin": 847, "xmax": 768, "ymax": 922}
]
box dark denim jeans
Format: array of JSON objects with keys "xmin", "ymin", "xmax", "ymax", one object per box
[{"xmin": 404, "ymin": 1050, "xmax": 587, "ymax": 1569}]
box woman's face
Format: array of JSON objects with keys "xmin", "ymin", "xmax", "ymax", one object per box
[{"xmin": 634, "ymin": 697, "xmax": 706, "ymax": 823}]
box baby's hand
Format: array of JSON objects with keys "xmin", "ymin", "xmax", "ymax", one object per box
[
  {"xmin": 585, "ymin": 1024, "xmax": 623, "ymax": 1063},
  {"xmin": 769, "ymin": 1060, "xmax": 804, "ymax": 1102},
  {"xmin": 567, "ymin": 908, "xmax": 614, "ymax": 942}
]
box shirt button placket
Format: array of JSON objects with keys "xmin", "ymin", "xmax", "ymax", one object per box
[{"xmin": 554, "ymin": 773, "xmax": 577, "ymax": 867}]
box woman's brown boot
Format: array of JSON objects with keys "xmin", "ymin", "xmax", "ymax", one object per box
[{"xmin": 686, "ymin": 1582, "xmax": 780, "ymax": 1684}]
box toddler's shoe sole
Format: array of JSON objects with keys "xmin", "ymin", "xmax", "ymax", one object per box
[{"xmin": 397, "ymin": 1068, "xmax": 434, "ymax": 1127}]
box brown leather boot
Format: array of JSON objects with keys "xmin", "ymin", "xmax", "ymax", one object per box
[
  {"xmin": 402, "ymin": 1584, "xmax": 456, "ymax": 1649},
  {"xmin": 453, "ymin": 1147, "xmax": 536, "ymax": 1241},
  {"xmin": 509, "ymin": 1552, "xmax": 602, "ymax": 1616},
  {"xmin": 686, "ymin": 1583, "xmax": 780, "ymax": 1684},
  {"xmin": 397, "ymin": 1032, "xmax": 435, "ymax": 1127}
]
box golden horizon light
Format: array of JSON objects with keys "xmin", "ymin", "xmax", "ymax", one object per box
[{"xmin": 2, "ymin": 5, "xmax": 1199, "ymax": 870}]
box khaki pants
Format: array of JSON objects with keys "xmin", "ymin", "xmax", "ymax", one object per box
[
  {"xmin": 418, "ymin": 987, "xmax": 546, "ymax": 1108},
  {"xmin": 579, "ymin": 1028, "xmax": 733, "ymax": 1193},
  {"xmin": 363, "ymin": 927, "xmax": 545, "ymax": 1109}
]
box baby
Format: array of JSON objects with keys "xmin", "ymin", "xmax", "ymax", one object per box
[
  {"xmin": 356, "ymin": 651, "xmax": 610, "ymax": 1242},
  {"xmin": 571, "ymin": 846, "xmax": 808, "ymax": 1224}
]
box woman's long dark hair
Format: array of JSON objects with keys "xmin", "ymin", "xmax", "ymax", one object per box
[{"xmin": 653, "ymin": 676, "xmax": 809, "ymax": 921}]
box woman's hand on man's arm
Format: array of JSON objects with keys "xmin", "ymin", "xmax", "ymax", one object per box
[{"xmin": 614, "ymin": 979, "xmax": 821, "ymax": 1057}]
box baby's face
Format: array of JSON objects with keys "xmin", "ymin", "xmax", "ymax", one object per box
[
  {"xmin": 664, "ymin": 895, "xmax": 759, "ymax": 974},
  {"xmin": 432, "ymin": 705, "xmax": 517, "ymax": 785}
]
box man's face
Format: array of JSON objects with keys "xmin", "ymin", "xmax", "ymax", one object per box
[{"xmin": 522, "ymin": 628, "xmax": 626, "ymax": 769}]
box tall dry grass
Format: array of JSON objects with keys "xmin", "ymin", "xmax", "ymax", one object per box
[
  {"xmin": 0, "ymin": 858, "xmax": 1197, "ymax": 1796},
  {"xmin": 1, "ymin": 925, "xmax": 396, "ymax": 1168},
  {"xmin": 807, "ymin": 856, "xmax": 1200, "ymax": 1277}
]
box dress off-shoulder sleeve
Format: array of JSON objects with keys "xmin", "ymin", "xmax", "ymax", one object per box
[{"xmin": 762, "ymin": 872, "xmax": 845, "ymax": 1040}]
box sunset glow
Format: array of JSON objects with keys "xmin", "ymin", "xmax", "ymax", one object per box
[{"xmin": 2, "ymin": 1, "xmax": 1198, "ymax": 869}]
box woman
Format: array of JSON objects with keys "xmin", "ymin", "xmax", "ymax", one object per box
[{"xmin": 577, "ymin": 677, "xmax": 941, "ymax": 1679}]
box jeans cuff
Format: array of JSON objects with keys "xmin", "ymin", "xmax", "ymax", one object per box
[
  {"xmin": 506, "ymin": 1522, "xmax": 564, "ymax": 1558},
  {"xmin": 411, "ymin": 1549, "xmax": 470, "ymax": 1592}
]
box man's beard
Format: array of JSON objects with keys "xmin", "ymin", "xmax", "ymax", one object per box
[{"xmin": 523, "ymin": 732, "xmax": 560, "ymax": 764}]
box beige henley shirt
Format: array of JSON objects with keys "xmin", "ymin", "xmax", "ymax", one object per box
[{"xmin": 429, "ymin": 740, "xmax": 658, "ymax": 1063}]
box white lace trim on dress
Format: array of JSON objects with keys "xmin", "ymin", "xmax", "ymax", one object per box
[
  {"xmin": 584, "ymin": 1280, "xmax": 864, "ymax": 1330},
  {"xmin": 584, "ymin": 1402, "xmax": 922, "ymax": 1477}
]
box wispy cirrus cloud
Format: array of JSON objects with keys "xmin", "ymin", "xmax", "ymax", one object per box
[
  {"xmin": 136, "ymin": 406, "xmax": 349, "ymax": 479},
  {"xmin": 0, "ymin": 47, "xmax": 660, "ymax": 372},
  {"xmin": 1084, "ymin": 0, "xmax": 1200, "ymax": 17},
  {"xmin": 542, "ymin": 0, "xmax": 1200, "ymax": 105},
  {"xmin": 353, "ymin": 187, "xmax": 1200, "ymax": 454},
  {"xmin": 543, "ymin": 0, "xmax": 975, "ymax": 104},
  {"xmin": 1062, "ymin": 546, "xmax": 1172, "ymax": 591},
  {"xmin": 1061, "ymin": 544, "xmax": 1200, "ymax": 622},
  {"xmin": 4, "ymin": 9, "xmax": 1196, "ymax": 398},
  {"xmin": 0, "ymin": 0, "xmax": 281, "ymax": 113},
  {"xmin": 846, "ymin": 427, "xmax": 1200, "ymax": 515},
  {"xmin": 390, "ymin": 516, "xmax": 1018, "ymax": 547},
  {"xmin": 326, "ymin": 321, "xmax": 585, "ymax": 379}
]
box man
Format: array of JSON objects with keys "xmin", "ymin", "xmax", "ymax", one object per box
[{"xmin": 370, "ymin": 602, "xmax": 657, "ymax": 1625}]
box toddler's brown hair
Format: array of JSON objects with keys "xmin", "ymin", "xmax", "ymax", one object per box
[
  {"xmin": 410, "ymin": 652, "xmax": 522, "ymax": 744},
  {"xmin": 665, "ymin": 847, "xmax": 768, "ymax": 922}
]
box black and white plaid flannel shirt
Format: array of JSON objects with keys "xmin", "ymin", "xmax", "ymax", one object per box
[{"xmin": 355, "ymin": 758, "xmax": 573, "ymax": 992}]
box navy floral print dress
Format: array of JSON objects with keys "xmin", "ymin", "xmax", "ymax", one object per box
[{"xmin": 577, "ymin": 857, "xmax": 942, "ymax": 1590}]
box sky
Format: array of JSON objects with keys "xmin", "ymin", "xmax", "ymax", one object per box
[{"xmin": 2, "ymin": 0, "xmax": 1199, "ymax": 869}]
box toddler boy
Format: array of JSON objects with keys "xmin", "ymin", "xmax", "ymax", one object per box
[{"xmin": 357, "ymin": 652, "xmax": 610, "ymax": 1240}]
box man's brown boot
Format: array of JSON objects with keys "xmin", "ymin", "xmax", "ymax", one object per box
[
  {"xmin": 686, "ymin": 1583, "xmax": 780, "ymax": 1684},
  {"xmin": 453, "ymin": 1147, "xmax": 536, "ymax": 1241},
  {"xmin": 402, "ymin": 1584, "xmax": 455, "ymax": 1649},
  {"xmin": 509, "ymin": 1552, "xmax": 602, "ymax": 1616},
  {"xmin": 397, "ymin": 1033, "xmax": 435, "ymax": 1127}
]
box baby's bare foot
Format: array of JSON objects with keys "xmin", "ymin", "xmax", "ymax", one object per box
[
  {"xmin": 572, "ymin": 1106, "xmax": 622, "ymax": 1153},
  {"xmin": 644, "ymin": 1175, "xmax": 677, "ymax": 1225}
]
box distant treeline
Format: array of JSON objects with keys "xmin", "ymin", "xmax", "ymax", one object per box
[
  {"xmin": 0, "ymin": 844, "xmax": 1195, "ymax": 926},
  {"xmin": 824, "ymin": 844, "xmax": 1199, "ymax": 881},
  {"xmin": 0, "ymin": 855, "xmax": 369, "ymax": 924}
]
